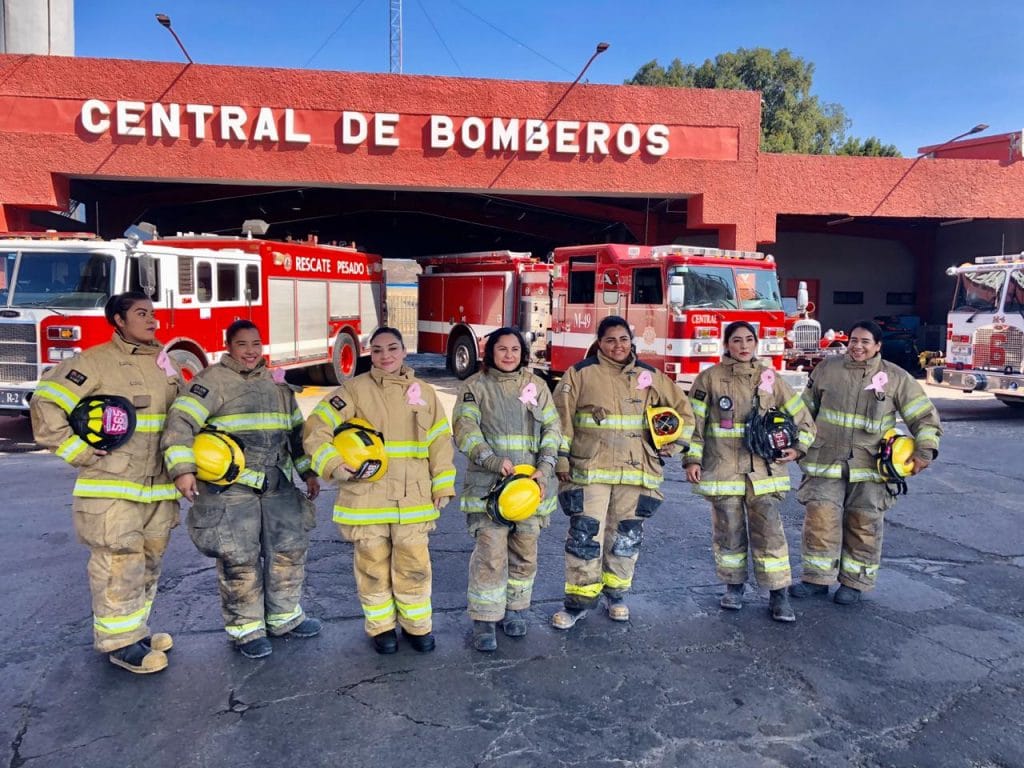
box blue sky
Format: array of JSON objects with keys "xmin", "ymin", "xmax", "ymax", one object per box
[{"xmin": 75, "ymin": 0, "xmax": 1023, "ymax": 158}]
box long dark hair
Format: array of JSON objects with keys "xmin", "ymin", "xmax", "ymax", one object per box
[{"xmin": 483, "ymin": 327, "xmax": 528, "ymax": 371}]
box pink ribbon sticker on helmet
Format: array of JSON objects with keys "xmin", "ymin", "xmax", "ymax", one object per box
[
  {"xmin": 865, "ymin": 371, "xmax": 888, "ymax": 393},
  {"xmin": 519, "ymin": 382, "xmax": 539, "ymax": 406},
  {"xmin": 759, "ymin": 368, "xmax": 776, "ymax": 394},
  {"xmin": 155, "ymin": 348, "xmax": 177, "ymax": 377},
  {"xmin": 271, "ymin": 368, "xmax": 286, "ymax": 384},
  {"xmin": 407, "ymin": 382, "xmax": 427, "ymax": 406},
  {"xmin": 636, "ymin": 370, "xmax": 653, "ymax": 390},
  {"xmin": 103, "ymin": 405, "xmax": 130, "ymax": 435}
]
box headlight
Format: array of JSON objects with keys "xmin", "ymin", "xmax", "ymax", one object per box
[{"xmin": 48, "ymin": 347, "xmax": 82, "ymax": 362}]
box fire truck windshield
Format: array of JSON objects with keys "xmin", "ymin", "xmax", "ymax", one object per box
[
  {"xmin": 0, "ymin": 250, "xmax": 114, "ymax": 309},
  {"xmin": 952, "ymin": 270, "xmax": 1004, "ymax": 313},
  {"xmin": 668, "ymin": 265, "xmax": 782, "ymax": 311}
]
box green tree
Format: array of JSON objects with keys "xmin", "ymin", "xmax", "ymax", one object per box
[{"xmin": 627, "ymin": 48, "xmax": 900, "ymax": 157}]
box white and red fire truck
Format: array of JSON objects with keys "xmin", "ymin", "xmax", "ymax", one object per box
[
  {"xmin": 418, "ymin": 243, "xmax": 804, "ymax": 389},
  {"xmin": 781, "ymin": 280, "xmax": 847, "ymax": 371},
  {"xmin": 0, "ymin": 230, "xmax": 384, "ymax": 416},
  {"xmin": 926, "ymin": 253, "xmax": 1024, "ymax": 406}
]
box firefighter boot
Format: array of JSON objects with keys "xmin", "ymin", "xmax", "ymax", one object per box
[
  {"xmin": 142, "ymin": 633, "xmax": 173, "ymax": 653},
  {"xmin": 719, "ymin": 583, "xmax": 745, "ymax": 611},
  {"xmin": 473, "ymin": 621, "xmax": 497, "ymax": 652},
  {"xmin": 769, "ymin": 589, "xmax": 796, "ymax": 623},
  {"xmin": 605, "ymin": 595, "xmax": 630, "ymax": 622},
  {"xmin": 789, "ymin": 581, "xmax": 830, "ymax": 599},
  {"xmin": 284, "ymin": 618, "xmax": 323, "ymax": 638},
  {"xmin": 501, "ymin": 610, "xmax": 528, "ymax": 638},
  {"xmin": 371, "ymin": 629, "xmax": 399, "ymax": 655},
  {"xmin": 551, "ymin": 607, "xmax": 588, "ymax": 630},
  {"xmin": 404, "ymin": 629, "xmax": 436, "ymax": 653},
  {"xmin": 834, "ymin": 585, "xmax": 863, "ymax": 605},
  {"xmin": 238, "ymin": 636, "xmax": 273, "ymax": 659},
  {"xmin": 108, "ymin": 641, "xmax": 168, "ymax": 674}
]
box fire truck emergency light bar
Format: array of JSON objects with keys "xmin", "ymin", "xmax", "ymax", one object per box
[
  {"xmin": 649, "ymin": 245, "xmax": 772, "ymax": 262},
  {"xmin": 974, "ymin": 253, "xmax": 1024, "ymax": 264}
]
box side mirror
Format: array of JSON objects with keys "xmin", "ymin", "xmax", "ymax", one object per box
[
  {"xmin": 797, "ymin": 280, "xmax": 809, "ymax": 311},
  {"xmin": 139, "ymin": 254, "xmax": 157, "ymax": 298},
  {"xmin": 668, "ymin": 274, "xmax": 685, "ymax": 307}
]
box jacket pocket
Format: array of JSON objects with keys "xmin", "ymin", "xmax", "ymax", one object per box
[
  {"xmin": 92, "ymin": 450, "xmax": 132, "ymax": 475},
  {"xmin": 187, "ymin": 499, "xmax": 229, "ymax": 558}
]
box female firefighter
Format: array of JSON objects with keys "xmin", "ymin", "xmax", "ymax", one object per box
[
  {"xmin": 684, "ymin": 321, "xmax": 816, "ymax": 622},
  {"xmin": 161, "ymin": 320, "xmax": 322, "ymax": 659},
  {"xmin": 302, "ymin": 327, "xmax": 455, "ymax": 654},
  {"xmin": 552, "ymin": 315, "xmax": 693, "ymax": 629},
  {"xmin": 30, "ymin": 291, "xmax": 183, "ymax": 675},
  {"xmin": 452, "ymin": 327, "xmax": 562, "ymax": 652},
  {"xmin": 790, "ymin": 319, "xmax": 941, "ymax": 605}
]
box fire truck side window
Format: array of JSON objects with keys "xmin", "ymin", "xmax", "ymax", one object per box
[
  {"xmin": 217, "ymin": 263, "xmax": 239, "ymax": 301},
  {"xmin": 632, "ymin": 268, "xmax": 663, "ymax": 304},
  {"xmin": 568, "ymin": 257, "xmax": 596, "ymax": 304},
  {"xmin": 197, "ymin": 261, "xmax": 213, "ymax": 302},
  {"xmin": 1005, "ymin": 271, "xmax": 1024, "ymax": 313},
  {"xmin": 245, "ymin": 265, "xmax": 260, "ymax": 301}
]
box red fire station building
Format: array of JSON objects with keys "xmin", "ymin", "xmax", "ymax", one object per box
[{"xmin": 1, "ymin": 53, "xmax": 1023, "ymax": 341}]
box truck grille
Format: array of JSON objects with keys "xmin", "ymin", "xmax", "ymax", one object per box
[
  {"xmin": 0, "ymin": 323, "xmax": 38, "ymax": 384},
  {"xmin": 793, "ymin": 320, "xmax": 821, "ymax": 351},
  {"xmin": 973, "ymin": 326, "xmax": 1024, "ymax": 371}
]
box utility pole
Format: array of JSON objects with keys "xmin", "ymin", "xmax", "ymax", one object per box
[{"xmin": 388, "ymin": 0, "xmax": 402, "ymax": 73}]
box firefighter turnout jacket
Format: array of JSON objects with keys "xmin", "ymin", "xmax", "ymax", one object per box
[{"xmin": 686, "ymin": 356, "xmax": 816, "ymax": 496}]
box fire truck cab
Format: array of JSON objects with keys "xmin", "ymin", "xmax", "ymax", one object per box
[{"xmin": 927, "ymin": 253, "xmax": 1024, "ymax": 406}]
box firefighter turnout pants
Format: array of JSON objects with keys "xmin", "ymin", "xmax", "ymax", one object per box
[
  {"xmin": 796, "ymin": 474, "xmax": 897, "ymax": 591},
  {"xmin": 187, "ymin": 470, "xmax": 315, "ymax": 644},
  {"xmin": 339, "ymin": 521, "xmax": 435, "ymax": 637},
  {"xmin": 560, "ymin": 483, "xmax": 660, "ymax": 611},
  {"xmin": 708, "ymin": 479, "xmax": 792, "ymax": 590},
  {"xmin": 72, "ymin": 495, "xmax": 179, "ymax": 653},
  {"xmin": 466, "ymin": 512, "xmax": 547, "ymax": 622}
]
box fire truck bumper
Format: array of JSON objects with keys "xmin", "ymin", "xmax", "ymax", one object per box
[
  {"xmin": 0, "ymin": 386, "xmax": 33, "ymax": 417},
  {"xmin": 927, "ymin": 366, "xmax": 1024, "ymax": 395}
]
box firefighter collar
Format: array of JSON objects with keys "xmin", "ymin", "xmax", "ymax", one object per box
[
  {"xmin": 596, "ymin": 349, "xmax": 635, "ymax": 371},
  {"xmin": 369, "ymin": 364, "xmax": 415, "ymax": 385},
  {"xmin": 110, "ymin": 331, "xmax": 161, "ymax": 357},
  {"xmin": 221, "ymin": 354, "xmax": 267, "ymax": 375}
]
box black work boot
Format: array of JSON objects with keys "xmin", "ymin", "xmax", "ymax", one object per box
[
  {"xmin": 769, "ymin": 589, "xmax": 796, "ymax": 622},
  {"xmin": 285, "ymin": 617, "xmax": 323, "ymax": 638},
  {"xmin": 404, "ymin": 629, "xmax": 436, "ymax": 653},
  {"xmin": 472, "ymin": 621, "xmax": 497, "ymax": 652},
  {"xmin": 237, "ymin": 636, "xmax": 273, "ymax": 659},
  {"xmin": 719, "ymin": 583, "xmax": 745, "ymax": 610},
  {"xmin": 833, "ymin": 585, "xmax": 863, "ymax": 605},
  {"xmin": 371, "ymin": 629, "xmax": 398, "ymax": 655},
  {"xmin": 501, "ymin": 610, "xmax": 528, "ymax": 638},
  {"xmin": 789, "ymin": 581, "xmax": 829, "ymax": 599}
]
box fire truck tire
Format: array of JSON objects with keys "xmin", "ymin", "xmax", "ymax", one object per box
[
  {"xmin": 449, "ymin": 334, "xmax": 478, "ymax": 380},
  {"xmin": 169, "ymin": 349, "xmax": 204, "ymax": 382},
  {"xmin": 995, "ymin": 394, "xmax": 1024, "ymax": 408},
  {"xmin": 325, "ymin": 333, "xmax": 359, "ymax": 385}
]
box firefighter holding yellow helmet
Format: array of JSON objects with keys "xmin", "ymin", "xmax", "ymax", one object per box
[
  {"xmin": 452, "ymin": 327, "xmax": 562, "ymax": 652},
  {"xmin": 161, "ymin": 320, "xmax": 322, "ymax": 659},
  {"xmin": 791, "ymin": 320, "xmax": 941, "ymax": 605},
  {"xmin": 685, "ymin": 321, "xmax": 816, "ymax": 622}
]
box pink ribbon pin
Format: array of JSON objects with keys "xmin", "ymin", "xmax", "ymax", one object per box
[
  {"xmin": 759, "ymin": 368, "xmax": 776, "ymax": 394},
  {"xmin": 271, "ymin": 368, "xmax": 286, "ymax": 384},
  {"xmin": 636, "ymin": 370, "xmax": 653, "ymax": 390},
  {"xmin": 155, "ymin": 348, "xmax": 177, "ymax": 377},
  {"xmin": 406, "ymin": 382, "xmax": 427, "ymax": 406},
  {"xmin": 865, "ymin": 371, "xmax": 888, "ymax": 393},
  {"xmin": 519, "ymin": 382, "xmax": 539, "ymax": 406}
]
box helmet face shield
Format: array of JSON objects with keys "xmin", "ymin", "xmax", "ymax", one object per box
[
  {"xmin": 646, "ymin": 407, "xmax": 683, "ymax": 449},
  {"xmin": 68, "ymin": 395, "xmax": 137, "ymax": 451},
  {"xmin": 332, "ymin": 419, "xmax": 388, "ymax": 481}
]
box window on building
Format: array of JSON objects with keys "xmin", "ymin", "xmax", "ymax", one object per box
[
  {"xmin": 886, "ymin": 292, "xmax": 915, "ymax": 305},
  {"xmin": 631, "ymin": 268, "xmax": 663, "ymax": 304},
  {"xmin": 197, "ymin": 261, "xmax": 212, "ymax": 302},
  {"xmin": 833, "ymin": 291, "xmax": 864, "ymax": 305},
  {"xmin": 217, "ymin": 263, "xmax": 239, "ymax": 301}
]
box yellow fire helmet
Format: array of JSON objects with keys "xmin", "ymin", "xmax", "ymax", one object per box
[
  {"xmin": 332, "ymin": 418, "xmax": 388, "ymax": 481},
  {"xmin": 877, "ymin": 428, "xmax": 916, "ymax": 496},
  {"xmin": 193, "ymin": 430, "xmax": 246, "ymax": 485},
  {"xmin": 646, "ymin": 406, "xmax": 684, "ymax": 450},
  {"xmin": 486, "ymin": 464, "xmax": 542, "ymax": 527}
]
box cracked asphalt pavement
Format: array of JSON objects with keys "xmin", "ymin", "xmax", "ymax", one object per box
[{"xmin": 2, "ymin": 363, "xmax": 1023, "ymax": 767}]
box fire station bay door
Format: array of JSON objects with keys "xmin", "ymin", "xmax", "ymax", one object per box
[{"xmin": 268, "ymin": 278, "xmax": 328, "ymax": 364}]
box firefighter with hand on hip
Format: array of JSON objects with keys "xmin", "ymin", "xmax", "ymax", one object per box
[
  {"xmin": 161, "ymin": 320, "xmax": 322, "ymax": 659},
  {"xmin": 685, "ymin": 321, "xmax": 816, "ymax": 622},
  {"xmin": 30, "ymin": 292, "xmax": 183, "ymax": 674},
  {"xmin": 552, "ymin": 315, "xmax": 694, "ymax": 629},
  {"xmin": 452, "ymin": 327, "xmax": 562, "ymax": 652},
  {"xmin": 303, "ymin": 327, "xmax": 455, "ymax": 654},
  {"xmin": 790, "ymin": 319, "xmax": 941, "ymax": 605}
]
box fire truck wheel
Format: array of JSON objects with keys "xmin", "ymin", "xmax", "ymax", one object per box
[
  {"xmin": 325, "ymin": 333, "xmax": 359, "ymax": 385},
  {"xmin": 169, "ymin": 349, "xmax": 204, "ymax": 382},
  {"xmin": 450, "ymin": 335, "xmax": 478, "ymax": 380}
]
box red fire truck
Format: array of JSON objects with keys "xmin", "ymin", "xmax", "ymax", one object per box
[
  {"xmin": 926, "ymin": 252, "xmax": 1024, "ymax": 406},
  {"xmin": 418, "ymin": 243, "xmax": 804, "ymax": 389},
  {"xmin": 781, "ymin": 280, "xmax": 847, "ymax": 371},
  {"xmin": 0, "ymin": 230, "xmax": 384, "ymax": 416}
]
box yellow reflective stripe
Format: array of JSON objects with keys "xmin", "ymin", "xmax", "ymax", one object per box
[
  {"xmin": 849, "ymin": 467, "xmax": 884, "ymax": 483},
  {"xmin": 395, "ymin": 597, "xmax": 431, "ymax": 620},
  {"xmin": 696, "ymin": 479, "xmax": 746, "ymax": 496},
  {"xmin": 311, "ymin": 401, "xmax": 344, "ymax": 430},
  {"xmin": 798, "ymin": 430, "xmax": 814, "ymax": 446},
  {"xmin": 602, "ymin": 571, "xmax": 631, "ymax": 590},
  {"xmin": 540, "ymin": 432, "xmax": 561, "ymax": 452},
  {"xmin": 163, "ymin": 445, "xmax": 196, "ymax": 471},
  {"xmin": 460, "ymin": 496, "xmax": 487, "ymax": 513},
  {"xmin": 311, "ymin": 443, "xmax": 341, "ymax": 476},
  {"xmin": 225, "ymin": 620, "xmax": 265, "ymax": 639},
  {"xmin": 468, "ymin": 584, "xmax": 506, "ymax": 608},
  {"xmin": 715, "ymin": 551, "xmax": 747, "ymax": 568},
  {"xmin": 237, "ymin": 468, "xmax": 267, "ymax": 490},
  {"xmin": 171, "ymin": 396, "xmax": 209, "ymax": 424},
  {"xmin": 507, "ymin": 577, "xmax": 532, "ymax": 589},
  {"xmin": 686, "ymin": 443, "xmax": 704, "ymax": 461},
  {"xmin": 458, "ymin": 434, "xmax": 486, "ymax": 455},
  {"xmin": 208, "ymin": 412, "xmax": 292, "ymax": 431},
  {"xmin": 915, "ymin": 426, "xmax": 940, "ymax": 448},
  {"xmin": 690, "ymin": 398, "xmax": 708, "ymax": 418},
  {"xmin": 34, "ymin": 380, "xmax": 80, "ymax": 414},
  {"xmin": 754, "ymin": 556, "xmax": 790, "ymax": 573},
  {"xmin": 802, "ymin": 462, "xmax": 843, "ymax": 478},
  {"xmin": 385, "ymin": 441, "xmax": 430, "ymax": 459},
  {"xmin": 802, "ymin": 554, "xmax": 836, "ymax": 571},
  {"xmin": 431, "ymin": 470, "xmax": 456, "ymax": 493},
  {"xmin": 539, "ymin": 404, "xmax": 559, "ymax": 425},
  {"xmin": 362, "ymin": 598, "xmax": 396, "ymax": 621},
  {"xmin": 819, "ymin": 408, "xmax": 895, "ymax": 434},
  {"xmin": 290, "ymin": 407, "xmax": 304, "ymax": 428},
  {"xmin": 708, "ymin": 423, "xmax": 746, "ymax": 438},
  {"xmin": 572, "ymin": 412, "xmax": 645, "ymax": 430},
  {"xmin": 135, "ymin": 414, "xmax": 166, "ymax": 433},
  {"xmin": 94, "ymin": 605, "xmax": 148, "ymax": 634},
  {"xmin": 57, "ymin": 435, "xmax": 89, "ymax": 463},
  {"xmin": 901, "ymin": 395, "xmax": 932, "ymax": 419},
  {"xmin": 490, "ymin": 434, "xmax": 540, "ymax": 451},
  {"xmin": 537, "ymin": 495, "xmax": 557, "ymax": 515},
  {"xmin": 73, "ymin": 479, "xmax": 180, "ymax": 502},
  {"xmin": 565, "ymin": 581, "xmax": 603, "ymax": 598},
  {"xmin": 453, "ymin": 401, "xmax": 482, "ymax": 421},
  {"xmin": 332, "ymin": 504, "xmax": 438, "ymax": 525},
  {"xmin": 841, "ymin": 556, "xmax": 879, "ymax": 577},
  {"xmin": 783, "ymin": 393, "xmax": 806, "ymax": 417},
  {"xmin": 750, "ymin": 475, "xmax": 791, "ymax": 494},
  {"xmin": 570, "ymin": 467, "xmax": 662, "ymax": 489},
  {"xmin": 681, "ymin": 422, "xmax": 695, "ymax": 441},
  {"xmin": 266, "ymin": 605, "xmax": 303, "ymax": 628},
  {"xmin": 426, "ymin": 419, "xmax": 450, "ymax": 444},
  {"xmin": 294, "ymin": 455, "xmax": 312, "ymax": 475}
]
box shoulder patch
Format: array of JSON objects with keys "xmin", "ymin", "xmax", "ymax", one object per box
[
  {"xmin": 692, "ymin": 389, "xmax": 707, "ymax": 402},
  {"xmin": 189, "ymin": 383, "xmax": 209, "ymax": 398},
  {"xmin": 462, "ymin": 392, "xmax": 476, "ymax": 402},
  {"xmin": 560, "ymin": 382, "xmax": 572, "ymax": 393},
  {"xmin": 330, "ymin": 395, "xmax": 347, "ymax": 411},
  {"xmin": 65, "ymin": 369, "xmax": 87, "ymax": 386},
  {"xmin": 572, "ymin": 357, "xmax": 599, "ymax": 371}
]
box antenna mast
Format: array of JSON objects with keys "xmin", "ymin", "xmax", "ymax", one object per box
[{"xmin": 388, "ymin": 0, "xmax": 402, "ymax": 73}]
